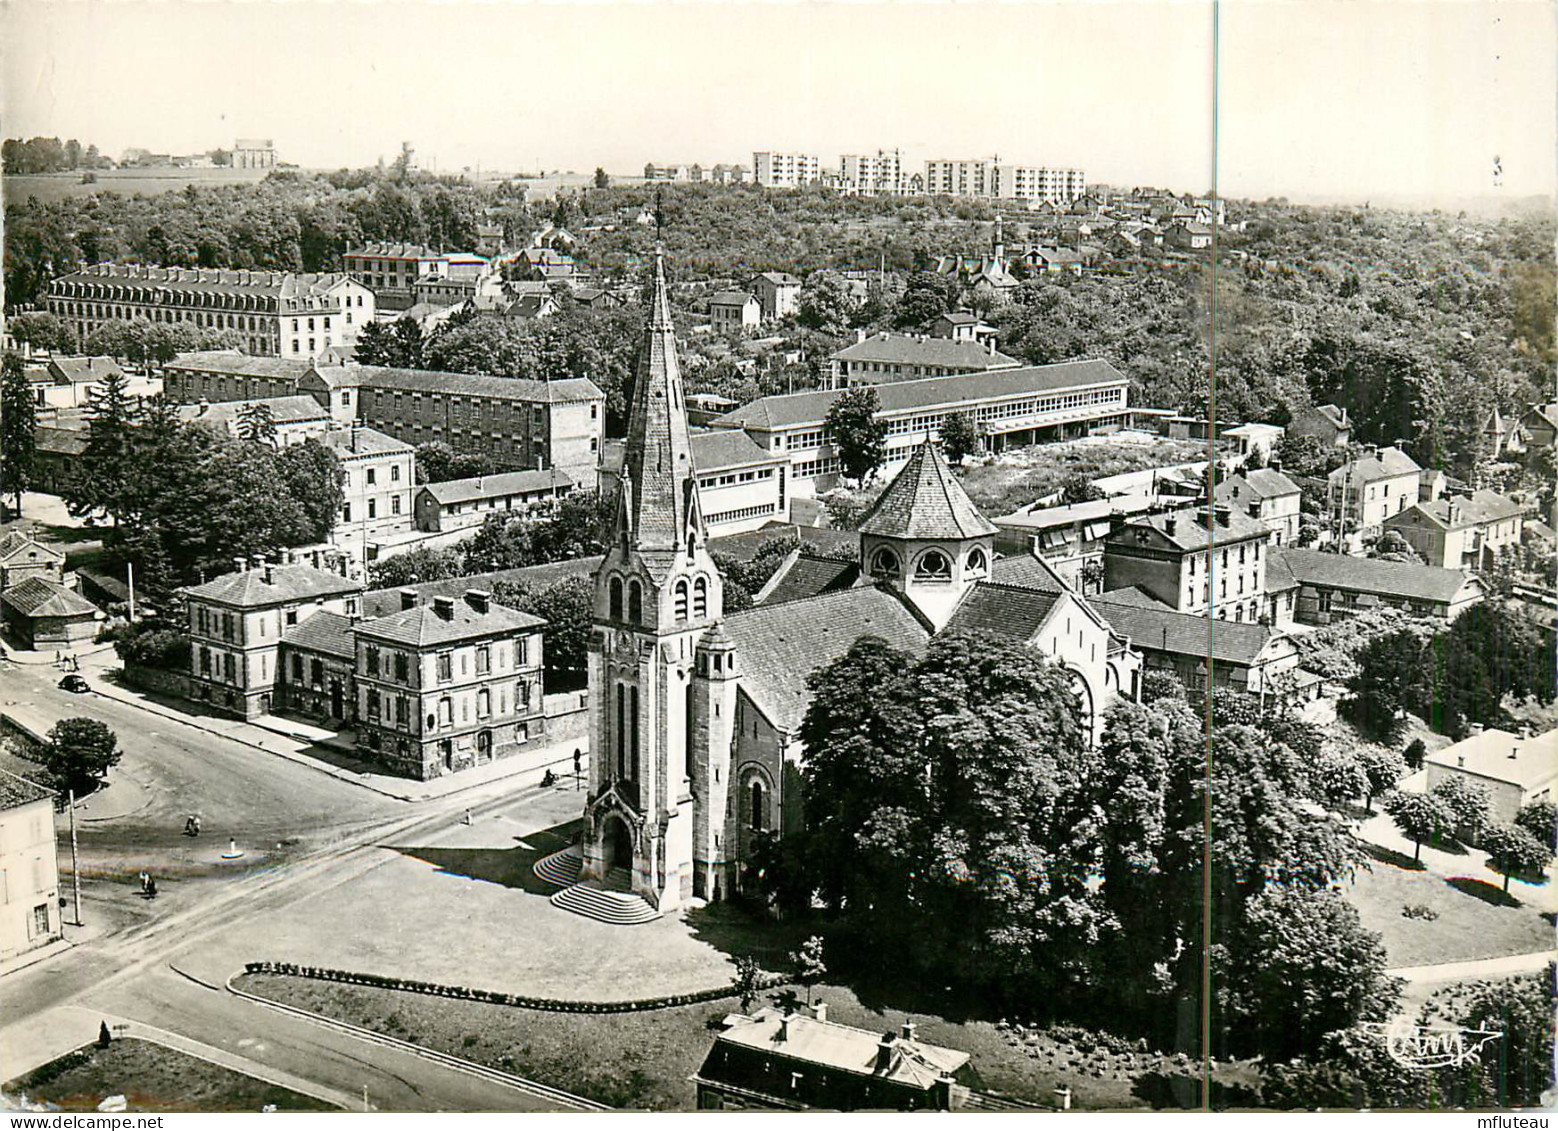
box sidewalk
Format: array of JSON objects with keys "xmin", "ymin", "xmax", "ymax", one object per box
[
  {"xmin": 74, "ymin": 653, "xmax": 589, "ymax": 804},
  {"xmin": 1389, "ymin": 950, "xmax": 1558, "ymax": 983}
]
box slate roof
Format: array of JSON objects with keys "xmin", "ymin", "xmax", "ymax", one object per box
[
  {"xmin": 710, "ymin": 359, "xmax": 1129, "ymax": 431},
  {"xmin": 178, "ymin": 396, "xmax": 332, "ymax": 428},
  {"xmin": 347, "ymin": 242, "xmax": 442, "ymax": 259},
  {"xmin": 183, "ymin": 563, "xmax": 362, "ymax": 608},
  {"xmin": 710, "ymin": 1008, "xmax": 968, "ymax": 1090},
  {"xmin": 279, "ymin": 610, "xmax": 357, "ymax": 659},
  {"xmin": 166, "ymin": 351, "xmax": 314, "ymax": 380},
  {"xmin": 421, "ymin": 469, "xmax": 574, "ymax": 507},
  {"xmin": 1108, "ymin": 506, "xmax": 1269, "ymax": 553},
  {"xmin": 314, "ymin": 365, "xmax": 603, "ymax": 405},
  {"xmin": 859, "ymin": 441, "xmax": 999, "ymax": 541},
  {"xmin": 709, "ymin": 291, "xmax": 757, "ymax": 308},
  {"xmin": 942, "ymin": 581, "xmax": 1059, "ymax": 640},
  {"xmin": 1093, "ymin": 588, "xmax": 1277, "ymax": 666},
  {"xmin": 357, "ymin": 594, "xmax": 543, "ymax": 648},
  {"xmin": 690, "ymin": 429, "xmax": 783, "ymax": 472},
  {"xmin": 1216, "ymin": 469, "xmax": 1300, "ymax": 502},
  {"xmin": 722, "ymin": 587, "xmax": 931, "ymax": 732},
  {"xmin": 830, "ymin": 333, "xmax": 1018, "ymax": 370},
  {"xmin": 754, "ymin": 552, "xmax": 861, "ymax": 606},
  {"xmin": 1329, "ymin": 446, "xmax": 1420, "ymax": 484},
  {"xmin": 360, "ymin": 556, "xmax": 602, "ymax": 619},
  {"xmin": 0, "ymin": 531, "xmax": 65, "ymax": 564},
  {"xmin": 318, "ymin": 427, "xmax": 414, "ymax": 458},
  {"xmin": 1264, "ymin": 548, "xmax": 1300, "ymax": 593},
  {"xmin": 1278, "ymin": 548, "xmax": 1478, "ymax": 604},
  {"xmin": 1, "ymin": 577, "xmax": 98, "ymax": 618},
  {"xmin": 48, "ymin": 356, "xmax": 122, "ymax": 384},
  {"xmin": 0, "ymin": 768, "xmax": 54, "ymax": 811}
]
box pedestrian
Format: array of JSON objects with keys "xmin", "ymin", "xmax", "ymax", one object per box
[
  {"xmin": 138, "ymin": 870, "xmax": 149, "ymax": 894},
  {"xmin": 145, "ymin": 877, "xmax": 157, "ymax": 899},
  {"xmin": 462, "ymin": 808, "xmax": 471, "ymax": 826}
]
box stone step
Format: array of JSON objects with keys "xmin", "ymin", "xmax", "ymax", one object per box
[
  {"xmin": 532, "ymin": 846, "xmax": 583, "ymax": 888},
  {"xmin": 602, "ymin": 866, "xmax": 632, "ymax": 893},
  {"xmin": 549, "ymin": 880, "xmax": 660, "ymax": 926}
]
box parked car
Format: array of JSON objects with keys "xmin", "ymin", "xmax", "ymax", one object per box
[{"xmin": 58, "ymin": 674, "xmax": 90, "ymax": 693}]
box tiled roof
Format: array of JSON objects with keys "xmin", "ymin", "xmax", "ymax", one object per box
[
  {"xmin": 1329, "ymin": 446, "xmax": 1420, "ymax": 484},
  {"xmin": 1216, "ymin": 469, "xmax": 1299, "ymax": 502},
  {"xmin": 48, "ymin": 356, "xmax": 122, "ymax": 383},
  {"xmin": 722, "ymin": 587, "xmax": 931, "ymax": 732},
  {"xmin": 0, "ymin": 768, "xmax": 54, "ymax": 811},
  {"xmin": 831, "ymin": 333, "xmax": 1018, "ymax": 370},
  {"xmin": 1279, "ymin": 548, "xmax": 1478, "ymax": 604},
  {"xmin": 279, "ymin": 610, "xmax": 357, "ymax": 658},
  {"xmin": 1264, "ymin": 548, "xmax": 1299, "ymax": 593},
  {"xmin": 1094, "ymin": 588, "xmax": 1277, "ymax": 666},
  {"xmin": 317, "ymin": 365, "xmax": 603, "ymax": 405},
  {"xmin": 360, "ymin": 556, "xmax": 602, "ymax": 619},
  {"xmin": 711, "ymin": 1008, "xmax": 968, "ymax": 1089},
  {"xmin": 166, "ymin": 351, "xmax": 313, "ymax": 380},
  {"xmin": 943, "ymin": 581, "xmax": 1059, "ymax": 640},
  {"xmin": 690, "ymin": 429, "xmax": 782, "ymax": 473},
  {"xmin": 710, "ymin": 359, "xmax": 1128, "ymax": 431},
  {"xmin": 1, "ymin": 577, "xmax": 98, "ymax": 618},
  {"xmin": 357, "ymin": 594, "xmax": 543, "ymax": 648},
  {"xmin": 989, "ymin": 552, "xmax": 1067, "ymax": 593},
  {"xmin": 859, "ymin": 441, "xmax": 999, "ymax": 541},
  {"xmin": 178, "ymin": 396, "xmax": 331, "ymax": 428},
  {"xmin": 183, "ymin": 563, "xmax": 362, "ymax": 608},
  {"xmin": 709, "ymin": 291, "xmax": 756, "ymax": 307},
  {"xmin": 34, "ymin": 427, "xmax": 89, "ymax": 456},
  {"xmin": 754, "ymin": 272, "xmax": 801, "ymax": 286},
  {"xmin": 0, "ymin": 531, "xmax": 65, "ymax": 564},
  {"xmin": 421, "ymin": 468, "xmax": 573, "ymax": 506},
  {"xmin": 1108, "ymin": 506, "xmax": 1269, "ymax": 553},
  {"xmin": 318, "ymin": 427, "xmax": 415, "ymax": 458},
  {"xmin": 754, "ymin": 552, "xmax": 861, "ymax": 606}
]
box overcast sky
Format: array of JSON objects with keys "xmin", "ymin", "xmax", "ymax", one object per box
[{"xmin": 3, "ymin": 0, "xmax": 1552, "ymax": 203}]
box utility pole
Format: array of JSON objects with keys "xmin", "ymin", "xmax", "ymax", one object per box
[
  {"xmin": 126, "ymin": 560, "xmax": 136, "ymax": 622},
  {"xmin": 67, "ymin": 789, "xmax": 82, "ymax": 926}
]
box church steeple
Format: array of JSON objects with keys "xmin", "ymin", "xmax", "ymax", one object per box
[{"xmin": 617, "ymin": 250, "xmax": 703, "ymax": 557}]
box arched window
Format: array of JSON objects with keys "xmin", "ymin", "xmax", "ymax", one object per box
[
  {"xmin": 628, "ymin": 580, "xmax": 643, "ymax": 623},
  {"xmin": 914, "ymin": 549, "xmax": 952, "ymax": 580},
  {"xmin": 750, "ymin": 780, "xmax": 767, "ymax": 831},
  {"xmin": 609, "ymin": 577, "xmax": 623, "ymax": 620},
  {"xmin": 870, "ymin": 547, "xmax": 900, "ymax": 579},
  {"xmin": 616, "ymin": 683, "xmax": 627, "ymax": 777},
  {"xmin": 966, "ymin": 547, "xmax": 988, "ymax": 576},
  {"xmin": 693, "ymin": 576, "xmax": 708, "ymax": 619},
  {"xmin": 674, "ymin": 580, "xmax": 689, "ymax": 622}
]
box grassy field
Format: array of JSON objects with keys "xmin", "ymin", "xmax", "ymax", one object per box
[
  {"xmin": 4, "ymin": 168, "xmax": 277, "ymax": 204},
  {"xmin": 235, "ymin": 972, "xmax": 1234, "ymax": 1111},
  {"xmin": 3, "ymin": 1039, "xmax": 337, "ymax": 1113},
  {"xmin": 956, "ymin": 435, "xmax": 1219, "ymax": 517}
]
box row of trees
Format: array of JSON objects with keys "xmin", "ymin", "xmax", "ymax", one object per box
[
  {"xmin": 3, "ymin": 136, "xmax": 111, "ymax": 175},
  {"xmin": 6, "ymin": 310, "xmax": 243, "ymax": 364},
  {"xmin": 755, "ymin": 631, "xmax": 1396, "ymax": 1066}
]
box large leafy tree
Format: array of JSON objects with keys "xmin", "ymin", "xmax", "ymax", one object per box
[
  {"xmin": 277, "ymin": 439, "xmax": 346, "ymax": 544},
  {"xmin": 1414, "ymin": 604, "xmax": 1558, "ymax": 735},
  {"xmin": 939, "ymin": 411, "xmax": 978, "ymax": 466},
  {"xmin": 825, "ymin": 386, "xmax": 887, "ymax": 484},
  {"xmin": 490, "ymin": 576, "xmax": 592, "ymax": 691},
  {"xmin": 67, "ymin": 368, "xmax": 143, "ymax": 530},
  {"xmin": 1384, "ymin": 790, "xmax": 1454, "ymax": 863},
  {"xmin": 1479, "ymin": 823, "xmax": 1550, "ymax": 893},
  {"xmin": 1343, "ymin": 631, "xmax": 1423, "ymax": 740},
  {"xmin": 1, "ymin": 352, "xmax": 37, "ymax": 515},
  {"xmin": 42, "ymin": 718, "xmax": 121, "ymax": 797}
]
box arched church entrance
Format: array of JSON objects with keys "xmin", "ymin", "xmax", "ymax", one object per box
[{"xmin": 603, "ymin": 814, "xmax": 633, "ymax": 873}]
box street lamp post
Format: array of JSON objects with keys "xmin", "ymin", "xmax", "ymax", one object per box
[{"xmin": 67, "ymin": 789, "xmax": 82, "ymax": 926}]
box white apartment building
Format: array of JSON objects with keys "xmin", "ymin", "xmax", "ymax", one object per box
[
  {"xmin": 923, "ymin": 158, "xmax": 1086, "ymax": 204},
  {"xmin": 752, "ymin": 152, "xmax": 822, "ymax": 188},
  {"xmin": 321, "ymin": 426, "xmax": 417, "ymax": 553},
  {"xmin": 840, "ymin": 149, "xmax": 907, "ymax": 196}
]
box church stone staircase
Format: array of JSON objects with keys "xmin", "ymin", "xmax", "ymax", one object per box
[{"xmin": 536, "ymin": 849, "xmax": 659, "ymax": 925}]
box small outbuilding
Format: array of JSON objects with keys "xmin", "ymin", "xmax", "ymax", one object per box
[{"xmin": 1, "ymin": 577, "xmax": 100, "ymax": 649}]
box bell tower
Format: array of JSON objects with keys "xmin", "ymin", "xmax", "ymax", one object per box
[{"xmin": 582, "ymin": 250, "xmax": 722, "ymax": 911}]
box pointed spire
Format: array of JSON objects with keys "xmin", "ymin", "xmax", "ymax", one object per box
[{"xmin": 616, "ymin": 251, "xmax": 701, "ymax": 554}]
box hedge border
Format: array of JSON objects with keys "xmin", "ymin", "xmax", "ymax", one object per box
[{"xmin": 242, "ymin": 961, "xmax": 785, "ymax": 1013}]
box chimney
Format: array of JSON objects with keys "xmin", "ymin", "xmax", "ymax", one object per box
[
  {"xmin": 812, "ymin": 1001, "xmax": 827, "ymax": 1024},
  {"xmin": 432, "ymin": 596, "xmax": 456, "ymax": 621},
  {"xmin": 233, "ymin": 556, "xmax": 248, "ymax": 573},
  {"xmin": 778, "ymin": 1015, "xmax": 791, "ymax": 1042},
  {"xmin": 1164, "ymin": 515, "xmax": 1178, "ymax": 537},
  {"xmin": 1457, "ymin": 755, "xmax": 1466, "ymax": 767},
  {"xmin": 465, "ymin": 589, "xmax": 491, "ymax": 614},
  {"xmin": 1510, "ymin": 743, "xmax": 1520, "ymax": 761},
  {"xmin": 874, "ymin": 1033, "xmax": 899, "ymax": 1075},
  {"xmin": 263, "ymin": 561, "xmax": 276, "ymax": 585},
  {"xmin": 400, "ymin": 588, "xmax": 419, "ymax": 611},
  {"xmin": 900, "ymin": 1021, "xmax": 918, "ymax": 1042},
  {"xmin": 855, "ymin": 328, "xmax": 867, "ymax": 344},
  {"xmin": 1215, "ymin": 505, "xmax": 1232, "ymax": 528},
  {"xmin": 1469, "ymin": 722, "xmax": 1484, "ymax": 735},
  {"xmin": 1268, "ymin": 456, "xmax": 1282, "ymax": 472}
]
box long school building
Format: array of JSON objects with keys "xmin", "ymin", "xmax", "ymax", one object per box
[{"xmin": 706, "ymin": 360, "xmax": 1131, "ymax": 495}]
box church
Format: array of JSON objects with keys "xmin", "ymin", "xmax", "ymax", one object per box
[{"xmin": 575, "ymin": 253, "xmax": 1142, "ymax": 913}]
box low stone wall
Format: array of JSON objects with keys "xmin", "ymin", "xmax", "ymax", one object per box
[
  {"xmin": 122, "ymin": 661, "xmax": 189, "ymax": 700},
  {"xmin": 0, "ymin": 713, "xmax": 49, "ymax": 752},
  {"xmin": 242, "ymin": 961, "xmax": 782, "ymax": 1013},
  {"xmin": 544, "ymin": 690, "xmax": 589, "ymax": 745}
]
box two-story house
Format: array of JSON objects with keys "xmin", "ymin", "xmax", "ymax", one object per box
[
  {"xmin": 354, "ymin": 589, "xmax": 545, "ymax": 780},
  {"xmin": 0, "ymin": 771, "xmax": 61, "ymax": 963},
  {"xmin": 1382, "ymin": 489, "xmax": 1527, "ymax": 571},
  {"xmin": 750, "ymin": 273, "xmax": 802, "ymax": 322},
  {"xmin": 1216, "ymin": 467, "xmax": 1302, "ymax": 546},
  {"xmin": 1102, "ymin": 504, "xmax": 1272, "ymax": 623},
  {"xmin": 184, "ymin": 557, "xmax": 364, "ymax": 718},
  {"xmin": 1327, "ymin": 445, "xmax": 1422, "ymax": 541},
  {"xmin": 321, "ymin": 425, "xmax": 417, "ymax": 553}
]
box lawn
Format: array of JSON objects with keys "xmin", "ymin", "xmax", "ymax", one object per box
[
  {"xmin": 236, "ymin": 971, "xmax": 1232, "ymax": 1111},
  {"xmin": 955, "ymin": 435, "xmax": 1218, "ymax": 517},
  {"xmin": 3, "ymin": 1038, "xmax": 338, "ymax": 1113},
  {"xmin": 1345, "ymin": 847, "xmax": 1555, "ymax": 967}
]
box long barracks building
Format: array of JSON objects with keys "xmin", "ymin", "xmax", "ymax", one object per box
[
  {"xmin": 707, "ymin": 359, "xmax": 1131, "ymax": 494},
  {"xmin": 47, "ymin": 264, "xmax": 374, "ymax": 360}
]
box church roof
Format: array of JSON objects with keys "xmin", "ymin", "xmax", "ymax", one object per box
[
  {"xmin": 989, "ymin": 552, "xmax": 1067, "ymax": 593},
  {"xmin": 942, "ymin": 581, "xmax": 1060, "ymax": 641},
  {"xmin": 753, "ymin": 552, "xmax": 861, "ymax": 606},
  {"xmin": 723, "ymin": 587, "xmax": 930, "ymax": 732},
  {"xmin": 858, "ymin": 440, "xmax": 998, "ymax": 542}
]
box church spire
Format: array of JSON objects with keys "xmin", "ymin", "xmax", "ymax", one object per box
[{"xmin": 617, "ymin": 249, "xmax": 702, "ymax": 555}]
